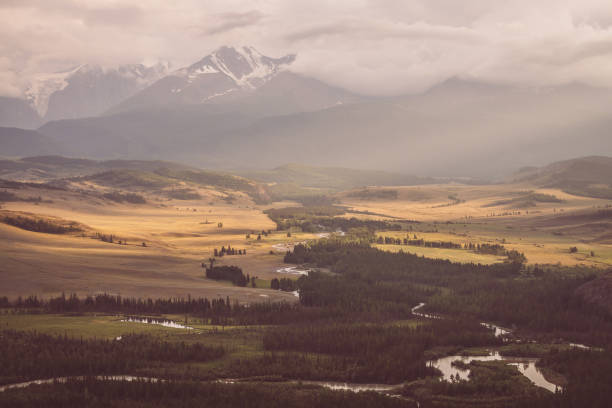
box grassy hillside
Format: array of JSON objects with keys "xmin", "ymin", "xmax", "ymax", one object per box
[
  {"xmin": 82, "ymin": 169, "xmax": 175, "ymax": 188},
  {"xmin": 512, "ymin": 156, "xmax": 612, "ymax": 198},
  {"xmin": 238, "ymin": 163, "xmax": 433, "ymax": 192},
  {"xmin": 0, "ymin": 156, "xmax": 197, "ymax": 181}
]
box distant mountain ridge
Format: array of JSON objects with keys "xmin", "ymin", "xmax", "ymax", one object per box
[
  {"xmin": 107, "ymin": 46, "xmax": 359, "ymax": 115},
  {"xmin": 14, "ymin": 78, "xmax": 612, "ymax": 177},
  {"xmin": 240, "ymin": 163, "xmax": 433, "ymax": 190},
  {"xmin": 26, "ymin": 63, "xmax": 170, "ymax": 121},
  {"xmin": 0, "ymin": 63, "xmax": 169, "ymax": 128},
  {"xmin": 0, "ymin": 155, "xmax": 196, "ymax": 182},
  {"xmin": 1, "ymin": 48, "xmax": 611, "ymax": 177},
  {"xmin": 0, "ymin": 46, "xmax": 358, "ymax": 128}
]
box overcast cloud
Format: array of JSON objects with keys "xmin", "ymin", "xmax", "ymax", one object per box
[{"xmin": 3, "ymin": 0, "xmax": 612, "ymax": 96}]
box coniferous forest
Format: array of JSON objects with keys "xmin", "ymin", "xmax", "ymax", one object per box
[{"xmin": 1, "ymin": 234, "xmax": 611, "ymax": 407}]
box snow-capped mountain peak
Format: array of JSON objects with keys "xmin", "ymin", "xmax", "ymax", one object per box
[{"xmin": 178, "ymin": 46, "xmax": 295, "ymax": 89}]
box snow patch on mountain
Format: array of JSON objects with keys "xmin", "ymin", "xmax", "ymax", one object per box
[
  {"xmin": 203, "ymin": 88, "xmax": 236, "ymax": 102},
  {"xmin": 25, "ymin": 65, "xmax": 83, "ymax": 117},
  {"xmin": 24, "ymin": 62, "xmax": 169, "ymax": 118}
]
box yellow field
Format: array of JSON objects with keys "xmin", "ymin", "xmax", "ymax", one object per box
[
  {"xmin": 1, "ymin": 179, "xmax": 610, "ymax": 302},
  {"xmin": 0, "ymin": 185, "xmax": 306, "ymax": 302},
  {"xmin": 339, "ymin": 184, "xmax": 608, "ymax": 222},
  {"xmin": 374, "ymin": 228, "xmax": 612, "ymax": 267},
  {"xmin": 374, "ymin": 243, "xmax": 505, "ymax": 264},
  {"xmin": 342, "ymin": 184, "xmax": 612, "ymax": 267}
]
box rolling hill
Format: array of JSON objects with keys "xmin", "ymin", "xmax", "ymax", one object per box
[
  {"xmin": 511, "ymin": 156, "xmax": 612, "ymax": 198},
  {"xmin": 0, "ymin": 127, "xmax": 60, "ymax": 158},
  {"xmin": 239, "ymin": 163, "xmax": 433, "ymax": 190}
]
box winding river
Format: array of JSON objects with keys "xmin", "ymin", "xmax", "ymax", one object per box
[
  {"xmin": 121, "ymin": 316, "xmax": 193, "ymax": 330},
  {"xmin": 414, "ymin": 303, "xmax": 562, "ymax": 393},
  {"xmin": 427, "ymin": 352, "xmax": 560, "ymax": 393},
  {"xmin": 0, "ymin": 376, "xmax": 159, "ymax": 393}
]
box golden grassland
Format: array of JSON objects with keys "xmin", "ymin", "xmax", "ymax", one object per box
[
  {"xmin": 339, "ymin": 184, "xmax": 612, "ymax": 267},
  {"xmin": 0, "ymin": 185, "xmax": 306, "ymax": 301},
  {"xmin": 338, "ymin": 184, "xmax": 605, "ymax": 221},
  {"xmin": 1, "ymin": 180, "xmax": 610, "ymax": 302},
  {"xmin": 374, "ymin": 243, "xmax": 506, "ymax": 265},
  {"xmin": 374, "ymin": 228, "xmax": 612, "ymax": 267}
]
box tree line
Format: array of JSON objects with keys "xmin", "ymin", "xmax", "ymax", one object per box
[
  {"xmin": 0, "ymin": 330, "xmax": 224, "ymax": 386},
  {"xmin": 0, "ymin": 378, "xmax": 414, "ymax": 408}
]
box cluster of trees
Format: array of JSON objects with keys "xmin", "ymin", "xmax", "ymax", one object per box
[
  {"xmin": 166, "ymin": 188, "xmax": 201, "ymax": 200},
  {"xmin": 347, "ymin": 189, "xmax": 398, "ymax": 200},
  {"xmin": 1, "ymin": 215, "xmax": 80, "ymax": 234},
  {"xmin": 473, "ymin": 244, "xmax": 526, "ymax": 263},
  {"xmin": 205, "ymin": 265, "xmax": 248, "ymax": 287},
  {"xmin": 0, "ymin": 191, "xmax": 44, "ymax": 203},
  {"xmin": 94, "ymin": 233, "xmax": 132, "ymax": 245},
  {"xmin": 246, "ymin": 229, "xmax": 272, "ymax": 240},
  {"xmin": 505, "ymin": 249, "xmax": 527, "ymax": 263},
  {"xmin": 95, "ymin": 232, "xmax": 117, "ymax": 243},
  {"xmin": 213, "ymin": 245, "xmax": 246, "ymax": 257},
  {"xmin": 265, "ymin": 206, "xmax": 401, "ymax": 233},
  {"xmin": 0, "ymin": 330, "xmax": 224, "ymax": 385},
  {"xmin": 377, "ymin": 236, "xmax": 462, "ymax": 249},
  {"xmin": 270, "ymin": 278, "xmax": 296, "ymax": 291},
  {"xmin": 102, "ymin": 191, "xmax": 146, "ymax": 204},
  {"xmin": 0, "ymin": 378, "xmax": 412, "ymax": 408},
  {"xmin": 472, "ymin": 243, "xmax": 506, "ymax": 255}
]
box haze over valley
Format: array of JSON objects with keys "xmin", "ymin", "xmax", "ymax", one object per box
[{"xmin": 1, "ymin": 2, "xmax": 612, "ymax": 408}]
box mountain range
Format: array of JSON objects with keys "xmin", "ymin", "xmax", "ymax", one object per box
[
  {"xmin": 0, "ymin": 63, "xmax": 169, "ymax": 128},
  {"xmin": 1, "ymin": 46, "xmax": 612, "ymax": 179}
]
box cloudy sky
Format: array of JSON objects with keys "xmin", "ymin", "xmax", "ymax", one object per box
[{"xmin": 3, "ymin": 0, "xmax": 612, "ymax": 97}]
